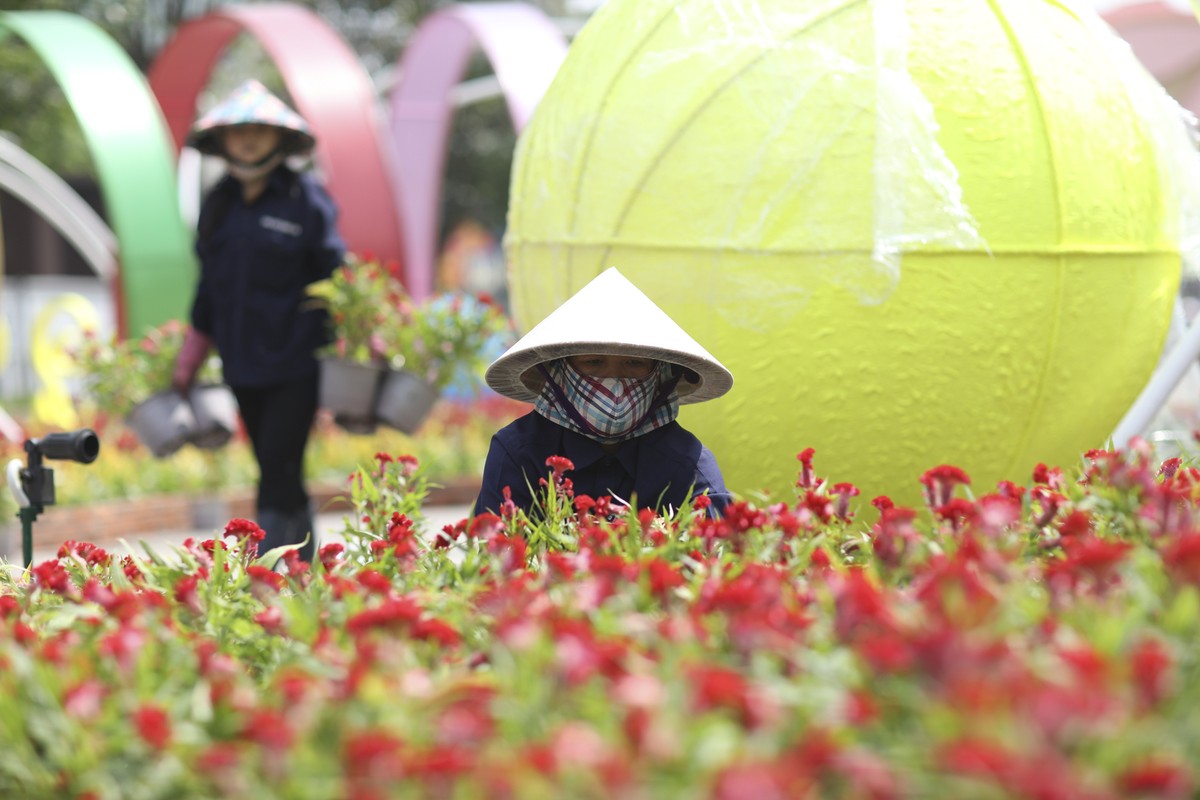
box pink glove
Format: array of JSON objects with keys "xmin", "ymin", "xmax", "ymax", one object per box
[{"xmin": 171, "ymin": 327, "xmax": 214, "ymax": 395}]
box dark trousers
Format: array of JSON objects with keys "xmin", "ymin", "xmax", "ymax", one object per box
[{"xmin": 232, "ymin": 373, "xmax": 319, "ymax": 515}]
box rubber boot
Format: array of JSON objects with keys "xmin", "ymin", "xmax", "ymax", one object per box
[
  {"xmin": 287, "ymin": 506, "xmax": 317, "ymax": 563},
  {"xmin": 255, "ymin": 508, "xmax": 292, "ymax": 560}
]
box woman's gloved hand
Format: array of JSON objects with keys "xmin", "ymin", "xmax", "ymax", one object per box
[{"xmin": 172, "ymin": 327, "xmax": 214, "ymax": 395}]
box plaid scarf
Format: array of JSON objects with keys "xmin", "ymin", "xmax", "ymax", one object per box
[{"xmin": 534, "ymin": 359, "xmax": 680, "ymax": 444}]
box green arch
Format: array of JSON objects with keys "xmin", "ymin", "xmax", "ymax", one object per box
[{"xmin": 0, "ymin": 10, "xmax": 196, "ymax": 337}]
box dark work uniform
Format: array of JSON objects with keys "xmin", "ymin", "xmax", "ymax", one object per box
[
  {"xmin": 473, "ymin": 411, "xmax": 730, "ymax": 518},
  {"xmin": 190, "ymin": 166, "xmax": 345, "ymax": 558}
]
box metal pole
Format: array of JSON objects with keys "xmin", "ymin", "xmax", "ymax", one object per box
[
  {"xmin": 1111, "ymin": 297, "xmax": 1200, "ymax": 450},
  {"xmin": 19, "ymin": 505, "xmax": 40, "ymax": 569}
]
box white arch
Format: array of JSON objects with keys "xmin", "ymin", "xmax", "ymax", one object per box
[{"xmin": 0, "ymin": 136, "xmax": 117, "ymax": 281}]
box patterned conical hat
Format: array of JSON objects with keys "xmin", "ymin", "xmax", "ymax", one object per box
[
  {"xmin": 186, "ymin": 80, "xmax": 315, "ymax": 157},
  {"xmin": 485, "ymin": 267, "xmax": 734, "ymax": 405}
]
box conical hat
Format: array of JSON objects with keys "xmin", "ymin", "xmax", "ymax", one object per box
[
  {"xmin": 187, "ymin": 80, "xmax": 316, "ymax": 157},
  {"xmin": 486, "ymin": 267, "xmax": 734, "ymax": 404}
]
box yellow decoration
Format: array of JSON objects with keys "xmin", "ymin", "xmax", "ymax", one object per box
[
  {"xmin": 31, "ymin": 293, "xmax": 100, "ymax": 429},
  {"xmin": 506, "ymin": 0, "xmax": 1200, "ymax": 505},
  {"xmin": 0, "ymin": 316, "xmax": 8, "ymax": 378}
]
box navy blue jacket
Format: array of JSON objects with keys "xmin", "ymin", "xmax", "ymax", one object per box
[
  {"xmin": 191, "ymin": 167, "xmax": 345, "ymax": 388},
  {"xmin": 473, "ymin": 411, "xmax": 730, "ymax": 518}
]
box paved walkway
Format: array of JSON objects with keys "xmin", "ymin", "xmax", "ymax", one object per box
[{"xmin": 29, "ymin": 504, "xmax": 475, "ymax": 564}]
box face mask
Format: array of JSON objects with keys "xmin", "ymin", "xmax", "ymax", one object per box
[
  {"xmin": 535, "ymin": 360, "xmax": 680, "ymax": 444},
  {"xmin": 226, "ymin": 150, "xmax": 284, "ymax": 182}
]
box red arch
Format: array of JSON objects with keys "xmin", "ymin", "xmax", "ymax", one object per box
[
  {"xmin": 388, "ymin": 2, "xmax": 568, "ymax": 300},
  {"xmin": 1104, "ymin": 1, "xmax": 1200, "ymax": 114},
  {"xmin": 147, "ymin": 3, "xmax": 406, "ymax": 276}
]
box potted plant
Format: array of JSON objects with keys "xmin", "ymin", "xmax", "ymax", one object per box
[
  {"xmin": 71, "ymin": 320, "xmax": 237, "ymax": 458},
  {"xmin": 306, "ymin": 254, "xmax": 399, "ymax": 432},
  {"xmin": 308, "ymin": 254, "xmax": 512, "ymax": 434},
  {"xmin": 375, "ymin": 291, "xmax": 510, "ymax": 432}
]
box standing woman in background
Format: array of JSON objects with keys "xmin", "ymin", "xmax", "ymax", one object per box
[{"xmin": 172, "ymin": 80, "xmax": 346, "ymax": 562}]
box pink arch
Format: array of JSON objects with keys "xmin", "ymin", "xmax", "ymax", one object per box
[
  {"xmin": 147, "ymin": 3, "xmax": 406, "ymax": 276},
  {"xmin": 1104, "ymin": 1, "xmax": 1200, "ymax": 115},
  {"xmin": 389, "ymin": 2, "xmax": 568, "ymax": 300}
]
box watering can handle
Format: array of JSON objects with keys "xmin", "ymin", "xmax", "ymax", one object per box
[{"xmin": 6, "ymin": 459, "xmax": 28, "ymax": 509}]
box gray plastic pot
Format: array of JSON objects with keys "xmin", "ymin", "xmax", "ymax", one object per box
[
  {"xmin": 188, "ymin": 383, "xmax": 239, "ymax": 449},
  {"xmin": 126, "ymin": 390, "xmax": 195, "ymax": 459},
  {"xmin": 376, "ymin": 369, "xmax": 438, "ymax": 434},
  {"xmin": 318, "ymin": 356, "xmax": 384, "ymax": 434}
]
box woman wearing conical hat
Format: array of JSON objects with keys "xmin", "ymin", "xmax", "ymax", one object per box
[
  {"xmin": 171, "ymin": 80, "xmax": 346, "ymax": 562},
  {"xmin": 474, "ymin": 267, "xmax": 733, "ymax": 518}
]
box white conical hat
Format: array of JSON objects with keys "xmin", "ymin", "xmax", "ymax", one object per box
[
  {"xmin": 486, "ymin": 267, "xmax": 734, "ymax": 404},
  {"xmin": 187, "ymin": 80, "xmax": 316, "ymax": 157}
]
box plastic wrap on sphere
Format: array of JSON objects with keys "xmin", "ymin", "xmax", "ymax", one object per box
[{"xmin": 505, "ymin": 0, "xmax": 1200, "ymax": 507}]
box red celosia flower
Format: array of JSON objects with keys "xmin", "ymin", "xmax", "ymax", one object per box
[
  {"xmin": 196, "ymin": 742, "xmax": 241, "ymax": 773},
  {"xmin": 938, "ymin": 737, "xmax": 1016, "ymax": 781},
  {"xmin": 411, "ymin": 617, "xmax": 462, "ymax": 648},
  {"xmin": 356, "ymin": 569, "xmax": 392, "ymax": 596},
  {"xmin": 344, "ymin": 729, "xmax": 405, "ymax": 781},
  {"xmin": 64, "ymin": 679, "xmax": 106, "ymax": 720},
  {"xmin": 796, "ymin": 447, "xmax": 817, "ymax": 489},
  {"xmin": 802, "ymin": 490, "xmax": 834, "ymax": 525},
  {"xmin": 689, "ymin": 664, "xmax": 751, "ymax": 717},
  {"xmin": 870, "ymin": 507, "xmax": 918, "ymax": 569},
  {"xmin": 1032, "ymin": 462, "xmax": 1066, "ymax": 489},
  {"xmin": 254, "ymin": 606, "xmax": 285, "ymax": 634},
  {"xmin": 223, "ymin": 518, "xmax": 266, "ymax": 547},
  {"xmin": 829, "ymin": 482, "xmax": 860, "ymax": 521},
  {"xmin": 832, "ymin": 569, "xmax": 895, "ymax": 642},
  {"xmin": 121, "ymin": 556, "xmax": 144, "ymax": 583},
  {"xmin": 1161, "ymin": 532, "xmax": 1200, "ymax": 585},
  {"xmin": 1060, "ymin": 535, "xmax": 1132, "ymax": 584},
  {"xmin": 133, "ymin": 704, "xmax": 172, "ymax": 750},
  {"xmin": 247, "ymin": 565, "xmax": 286, "ymax": 591},
  {"xmin": 1117, "ymin": 759, "xmax": 1194, "ymax": 799},
  {"xmin": 919, "ymin": 465, "xmax": 970, "ymax": 510},
  {"xmin": 711, "ymin": 762, "xmax": 792, "ymax": 800},
  {"xmin": 1158, "ymin": 457, "xmax": 1183, "ymax": 480},
  {"xmin": 1129, "ymin": 635, "xmax": 1173, "ymax": 710},
  {"xmin": 994, "ymin": 480, "xmax": 1025, "ymax": 500},
  {"xmin": 642, "ymin": 557, "xmax": 685, "ymax": 598},
  {"xmin": 319, "ymin": 542, "xmax": 346, "ymax": 572},
  {"xmin": 1030, "ymin": 486, "xmax": 1065, "ymax": 528},
  {"xmin": 1056, "ymin": 510, "xmax": 1091, "ymax": 539},
  {"xmin": 546, "ymin": 455, "xmax": 574, "ymax": 480},
  {"xmin": 914, "ymin": 551, "xmax": 999, "ymax": 629},
  {"xmin": 57, "ymin": 540, "xmax": 110, "ymax": 566},
  {"xmin": 31, "ymin": 560, "xmax": 71, "ymax": 594},
  {"xmin": 373, "ymin": 452, "xmax": 395, "ymax": 478},
  {"xmin": 407, "ymin": 744, "xmax": 475, "ymax": 780},
  {"xmin": 174, "ymin": 575, "xmax": 203, "ymax": 614},
  {"xmin": 500, "ymin": 485, "xmax": 518, "ymax": 518},
  {"xmin": 468, "ymin": 513, "xmax": 503, "ymax": 541},
  {"xmin": 935, "ymin": 497, "xmax": 977, "ymax": 533},
  {"xmin": 973, "ymin": 494, "xmax": 1021, "ymax": 536},
  {"xmin": 347, "ymin": 596, "xmax": 422, "ymax": 636},
  {"xmin": 240, "ymin": 709, "xmax": 294, "ymax": 751},
  {"xmin": 396, "ymin": 454, "xmax": 420, "ymax": 477},
  {"xmin": 487, "ymin": 534, "xmax": 527, "ymax": 574}
]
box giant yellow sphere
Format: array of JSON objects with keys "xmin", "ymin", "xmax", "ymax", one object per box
[{"xmin": 506, "ymin": 0, "xmax": 1198, "ymax": 506}]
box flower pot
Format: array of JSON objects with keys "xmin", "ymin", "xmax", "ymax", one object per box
[
  {"xmin": 318, "ymin": 357, "xmax": 384, "ymax": 433},
  {"xmin": 126, "ymin": 391, "xmax": 196, "ymax": 459},
  {"xmin": 376, "ymin": 369, "xmax": 439, "ymax": 433},
  {"xmin": 190, "ymin": 496, "xmax": 231, "ymax": 530},
  {"xmin": 188, "ymin": 384, "xmax": 239, "ymax": 450}
]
